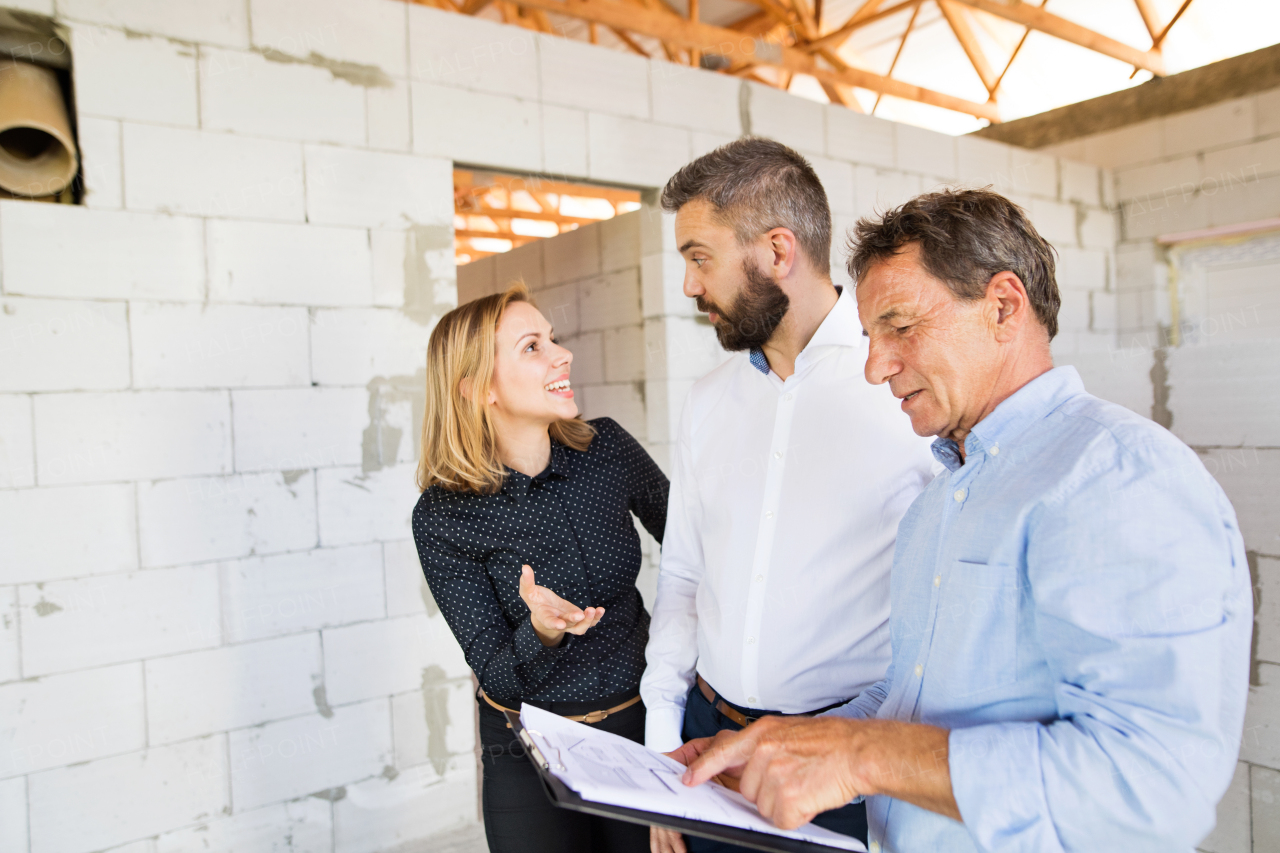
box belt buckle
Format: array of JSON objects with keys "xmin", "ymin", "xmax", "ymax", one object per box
[{"xmin": 582, "ymin": 709, "xmax": 608, "ymax": 724}]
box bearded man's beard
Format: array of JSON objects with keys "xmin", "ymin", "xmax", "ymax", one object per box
[{"xmin": 696, "ymin": 259, "xmax": 791, "ymax": 351}]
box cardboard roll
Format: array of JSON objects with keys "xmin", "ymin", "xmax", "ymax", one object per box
[{"xmin": 0, "ymin": 60, "xmax": 77, "ymax": 198}]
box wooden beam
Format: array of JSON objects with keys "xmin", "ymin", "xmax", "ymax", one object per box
[
  {"xmin": 461, "ymin": 205, "xmax": 603, "ymax": 225},
  {"xmin": 505, "ymin": 0, "xmax": 1000, "ymax": 120},
  {"xmin": 872, "ymin": 0, "xmax": 919, "ymax": 113},
  {"xmin": 608, "ymin": 24, "xmax": 652, "ymax": 56},
  {"xmin": 455, "ymin": 229, "xmax": 540, "ymax": 245},
  {"xmin": 803, "ymin": 0, "xmax": 919, "ymax": 54},
  {"xmin": 1152, "ymin": 0, "xmax": 1194, "ymax": 50},
  {"xmin": 988, "ymin": 0, "xmax": 1046, "ymax": 95},
  {"xmin": 949, "ymin": 0, "xmax": 1165, "ymax": 75},
  {"xmin": 1132, "ymin": 0, "xmax": 1161, "ymax": 41},
  {"xmin": 689, "ymin": 0, "xmax": 700, "ymax": 66},
  {"xmin": 937, "ymin": 0, "xmax": 997, "ymax": 95},
  {"xmin": 459, "ymin": 0, "xmax": 492, "ymax": 13}
]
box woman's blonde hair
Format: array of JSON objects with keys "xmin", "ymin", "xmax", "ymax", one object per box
[{"xmin": 417, "ymin": 281, "xmax": 596, "ymax": 494}]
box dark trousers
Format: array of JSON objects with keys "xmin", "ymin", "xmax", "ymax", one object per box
[
  {"xmin": 478, "ymin": 694, "xmax": 649, "ymax": 853},
  {"xmin": 679, "ymin": 682, "xmax": 868, "ymax": 853}
]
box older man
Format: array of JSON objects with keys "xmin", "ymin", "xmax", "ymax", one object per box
[{"xmin": 677, "ymin": 189, "xmax": 1253, "ymax": 853}]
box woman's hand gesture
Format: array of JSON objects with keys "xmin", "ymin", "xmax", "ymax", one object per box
[{"xmin": 519, "ymin": 564, "xmax": 605, "ymax": 647}]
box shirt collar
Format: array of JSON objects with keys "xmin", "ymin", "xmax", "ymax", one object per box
[
  {"xmin": 930, "ymin": 366, "xmax": 1085, "ymax": 471},
  {"xmin": 748, "ymin": 285, "xmax": 858, "ymax": 376},
  {"xmin": 501, "ymin": 439, "xmax": 572, "ymax": 498}
]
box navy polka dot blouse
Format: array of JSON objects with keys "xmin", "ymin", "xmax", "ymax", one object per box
[{"xmin": 413, "ymin": 418, "xmax": 668, "ymax": 704}]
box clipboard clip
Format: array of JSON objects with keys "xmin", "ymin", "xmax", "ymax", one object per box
[{"xmin": 506, "ymin": 710, "xmax": 565, "ymax": 772}]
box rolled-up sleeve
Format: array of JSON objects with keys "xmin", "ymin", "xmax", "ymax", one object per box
[{"xmin": 948, "ymin": 441, "xmax": 1253, "ymax": 852}]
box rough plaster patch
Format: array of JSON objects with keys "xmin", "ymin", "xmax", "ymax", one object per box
[
  {"xmin": 282, "ymin": 469, "xmax": 307, "ymax": 486},
  {"xmin": 738, "ymin": 80, "xmax": 752, "ymax": 138},
  {"xmin": 361, "ymin": 371, "xmax": 425, "ymax": 475},
  {"xmin": 1150, "ymin": 347, "xmax": 1172, "ymax": 428},
  {"xmin": 402, "ymin": 224, "xmax": 458, "ymax": 328},
  {"xmin": 421, "ymin": 665, "xmax": 451, "ymax": 776},
  {"xmin": 256, "ymin": 47, "xmax": 392, "ymax": 89},
  {"xmin": 33, "ymin": 599, "xmax": 62, "ymax": 617},
  {"xmin": 313, "ymin": 684, "xmax": 335, "ymax": 719},
  {"xmin": 311, "ymin": 786, "xmax": 347, "ymax": 801}
]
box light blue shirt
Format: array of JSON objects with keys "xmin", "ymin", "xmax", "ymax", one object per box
[{"xmin": 829, "ymin": 366, "xmax": 1252, "ymax": 853}]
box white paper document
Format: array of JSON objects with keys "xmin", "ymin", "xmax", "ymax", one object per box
[{"xmin": 519, "ymin": 704, "xmax": 866, "ymax": 852}]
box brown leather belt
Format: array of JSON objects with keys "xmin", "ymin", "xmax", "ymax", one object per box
[
  {"xmin": 697, "ymin": 674, "xmax": 833, "ymax": 728},
  {"xmin": 480, "ymin": 688, "xmax": 642, "ymax": 726}
]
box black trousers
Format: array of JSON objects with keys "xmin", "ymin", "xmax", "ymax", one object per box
[
  {"xmin": 478, "ymin": 693, "xmax": 650, "ymax": 853},
  {"xmin": 679, "ymin": 682, "xmax": 868, "ymax": 853}
]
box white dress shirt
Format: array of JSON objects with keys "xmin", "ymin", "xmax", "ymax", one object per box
[{"xmin": 641, "ymin": 286, "xmax": 937, "ymax": 751}]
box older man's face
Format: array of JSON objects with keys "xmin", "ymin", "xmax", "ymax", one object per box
[{"xmin": 856, "ymin": 243, "xmax": 999, "ymax": 440}]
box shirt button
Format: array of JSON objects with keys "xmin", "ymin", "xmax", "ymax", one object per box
[
  {"xmin": 870, "ymin": 843, "xmax": 881, "ymax": 853},
  {"xmin": 989, "ymin": 445, "xmax": 1000, "ymax": 456},
  {"xmin": 774, "ymin": 450, "xmax": 784, "ymax": 460},
  {"xmin": 764, "ymin": 510, "xmax": 773, "ymax": 519},
  {"xmin": 953, "ymin": 489, "xmax": 966, "ymax": 502},
  {"xmin": 748, "ymin": 697, "xmax": 757, "ymax": 704},
  {"xmin": 784, "ymin": 393, "xmax": 794, "ymax": 402},
  {"xmin": 756, "ymin": 575, "xmax": 764, "ymax": 582},
  {"xmin": 914, "ymin": 664, "xmax": 924, "ymax": 678},
  {"xmin": 747, "ymin": 637, "xmax": 756, "ymax": 644},
  {"xmin": 934, "ymin": 575, "xmax": 941, "ymax": 587}
]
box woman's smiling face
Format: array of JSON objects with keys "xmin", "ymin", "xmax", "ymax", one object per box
[{"xmin": 489, "ymin": 300, "xmax": 578, "ymax": 427}]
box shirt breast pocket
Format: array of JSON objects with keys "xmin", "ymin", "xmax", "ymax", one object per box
[{"xmin": 940, "ymin": 559, "xmax": 1021, "ymax": 698}]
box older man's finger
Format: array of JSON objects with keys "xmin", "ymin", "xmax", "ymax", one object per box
[{"xmin": 682, "ymin": 727, "xmax": 759, "ymax": 787}]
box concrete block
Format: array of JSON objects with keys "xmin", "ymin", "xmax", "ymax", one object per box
[
  {"xmin": 0, "ymin": 394, "xmax": 33, "ymax": 489},
  {"xmin": 895, "ymin": 123, "xmax": 955, "ymax": 178},
  {"xmin": 1167, "ymin": 342, "xmax": 1280, "ymax": 448},
  {"xmin": 1090, "ymin": 289, "xmax": 1118, "ymax": 333},
  {"xmin": 691, "ymin": 131, "xmax": 737, "ymax": 160},
  {"xmin": 311, "ymin": 308, "xmax": 430, "ymax": 386},
  {"xmin": 371, "ymin": 229, "xmax": 409, "ymax": 307},
  {"xmin": 496, "ymin": 240, "xmax": 544, "ymax": 292},
  {"xmin": 385, "ymin": 538, "xmax": 434, "ymax": 620},
  {"xmin": 640, "ymin": 206, "xmax": 677, "ymax": 257},
  {"xmin": 19, "ymin": 565, "xmax": 219, "ymax": 676},
  {"xmin": 1060, "ymin": 159, "xmax": 1101, "ymax": 206},
  {"xmin": 651, "ymin": 61, "xmax": 741, "ymax": 137},
  {"xmin": 131, "ymin": 303, "xmax": 311, "ymax": 389},
  {"xmin": 587, "ymin": 113, "xmax": 690, "ymax": 189},
  {"xmin": 1116, "ymin": 287, "xmax": 1157, "ymax": 336},
  {"xmin": 411, "ymin": 82, "xmax": 540, "ymax": 172},
  {"xmin": 641, "ymin": 251, "xmax": 692, "ymax": 320},
  {"xmin": 1254, "ymin": 764, "xmax": 1280, "ymax": 852},
  {"xmin": 1164, "ymin": 97, "xmax": 1256, "ymax": 158},
  {"xmin": 146, "ymin": 633, "xmax": 322, "ymax": 745},
  {"xmin": 230, "ymin": 699, "xmax": 390, "ymax": 811},
  {"xmin": 544, "ymin": 222, "xmax": 601, "ymax": 285},
  {"xmin": 1198, "ymin": 761, "xmax": 1251, "ymax": 853},
  {"xmin": 222, "ymin": 544, "xmax": 386, "ymax": 643},
  {"xmin": 305, "ymin": 145, "xmax": 452, "ymax": 228},
  {"xmin": 1204, "ymin": 137, "xmax": 1280, "ymax": 186},
  {"xmin": 1201, "ymin": 448, "xmax": 1280, "ymax": 555},
  {"xmin": 0, "ymin": 663, "xmax": 145, "ymax": 778},
  {"xmin": 208, "ymin": 219, "xmax": 372, "ymax": 307},
  {"xmin": 316, "ymin": 463, "xmax": 418, "ymax": 547},
  {"xmin": 34, "ymin": 391, "xmax": 230, "ymax": 485},
  {"xmin": 955, "ymin": 136, "xmax": 1012, "ymax": 189},
  {"xmin": 1005, "ymin": 148, "xmax": 1057, "ymax": 199},
  {"xmin": 1059, "ymin": 350, "xmax": 1154, "ymax": 418},
  {"xmin": 1101, "ymin": 167, "xmax": 1117, "ymax": 209},
  {"xmin": 77, "ymin": 117, "xmax": 122, "ymax": 209},
  {"xmin": 71, "ymin": 25, "xmax": 198, "ymax": 127},
  {"xmin": 232, "ymin": 387, "xmax": 367, "ymax": 472},
  {"xmin": 0, "ymin": 588, "xmax": 16, "ymax": 684},
  {"xmin": 1056, "ymin": 288, "xmax": 1090, "ymax": 335},
  {"xmin": 1, "ymin": 203, "xmax": 205, "ymax": 301},
  {"xmin": 1244, "ymin": 662, "xmax": 1280, "ymax": 769},
  {"xmin": 809, "ymin": 155, "xmax": 855, "ymax": 216},
  {"xmin": 1207, "ymin": 172, "xmax": 1280, "ymax": 228},
  {"xmin": 60, "ymin": 0, "xmax": 249, "ymax": 47},
  {"xmin": 1259, "ymin": 555, "xmax": 1279, "ymax": 666},
  {"xmin": 558, "ymin": 331, "xmax": 603, "ymax": 387},
  {"xmin": 137, "ymin": 470, "xmax": 317, "ymax": 567},
  {"xmin": 580, "ymin": 269, "xmax": 641, "ymax": 332},
  {"xmin": 199, "ymin": 46, "xmax": 366, "ymax": 146},
  {"xmin": 1258, "ymin": 87, "xmax": 1280, "ymax": 138},
  {"xmin": 600, "ymin": 212, "xmax": 642, "ymax": 274},
  {"xmin": 123, "ymin": 124, "xmax": 306, "ymax": 221},
  {"xmin": 579, "ymin": 382, "xmax": 646, "ymax": 441},
  {"xmin": 603, "ymin": 325, "xmax": 644, "ymax": 383},
  {"xmin": 408, "ymin": 5, "xmax": 538, "ymax": 100},
  {"xmin": 1123, "ymin": 192, "xmax": 1209, "ymax": 242},
  {"xmin": 28, "ymin": 736, "xmax": 229, "ymax": 853},
  {"xmin": 542, "ymin": 104, "xmax": 588, "ymax": 178},
  {"xmin": 333, "ymin": 761, "xmax": 477, "ymax": 853},
  {"xmin": 0, "ymin": 297, "xmax": 130, "ymax": 392},
  {"xmin": 251, "ymin": 0, "xmax": 408, "ymax": 77},
  {"xmin": 324, "ymin": 613, "xmax": 467, "ymax": 706},
  {"xmin": 1077, "ymin": 209, "xmax": 1115, "ymax": 252},
  {"xmin": 368, "ymin": 77, "xmax": 412, "ymax": 152},
  {"xmin": 643, "ymin": 315, "xmax": 728, "ymax": 383},
  {"xmin": 1, "ymin": 484, "xmax": 136, "ymax": 584},
  {"xmin": 1115, "ymin": 156, "xmax": 1201, "ymax": 204},
  {"xmin": 540, "ymin": 34, "xmax": 649, "ymax": 120},
  {"xmin": 390, "ymin": 677, "xmax": 474, "ymax": 770},
  {"xmin": 0, "ymin": 777, "xmax": 25, "ymax": 853},
  {"xmin": 1055, "ymin": 246, "xmax": 1108, "ymax": 292},
  {"xmin": 155, "ymin": 798, "xmax": 332, "ymax": 853},
  {"xmin": 855, "ymin": 167, "xmax": 922, "ymax": 217},
  {"xmin": 827, "ymin": 108, "xmax": 894, "ymax": 169},
  {"xmin": 1029, "ymin": 197, "xmax": 1077, "ymax": 245},
  {"xmin": 1080, "ymin": 119, "xmax": 1165, "ymax": 169},
  {"xmin": 747, "ymin": 82, "xmax": 824, "ymax": 158},
  {"xmin": 456, "ymin": 257, "xmax": 497, "ymax": 304}
]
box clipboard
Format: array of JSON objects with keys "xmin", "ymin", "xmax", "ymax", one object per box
[{"xmin": 504, "ymin": 710, "xmax": 863, "ymax": 853}]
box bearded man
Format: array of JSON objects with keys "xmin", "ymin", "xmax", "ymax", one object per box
[{"xmin": 641, "ymin": 138, "xmax": 936, "ymax": 853}]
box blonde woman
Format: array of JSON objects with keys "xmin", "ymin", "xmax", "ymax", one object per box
[{"xmin": 413, "ymin": 282, "xmax": 668, "ymax": 853}]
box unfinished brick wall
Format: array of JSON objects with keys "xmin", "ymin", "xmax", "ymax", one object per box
[{"xmin": 0, "ymin": 1, "xmax": 1134, "ymax": 851}]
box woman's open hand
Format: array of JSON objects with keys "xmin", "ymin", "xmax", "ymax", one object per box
[{"xmin": 519, "ymin": 564, "xmax": 605, "ymax": 646}]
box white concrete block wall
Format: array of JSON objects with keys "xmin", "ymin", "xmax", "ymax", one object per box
[{"xmin": 0, "ymin": 1, "xmax": 1140, "ymax": 850}]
